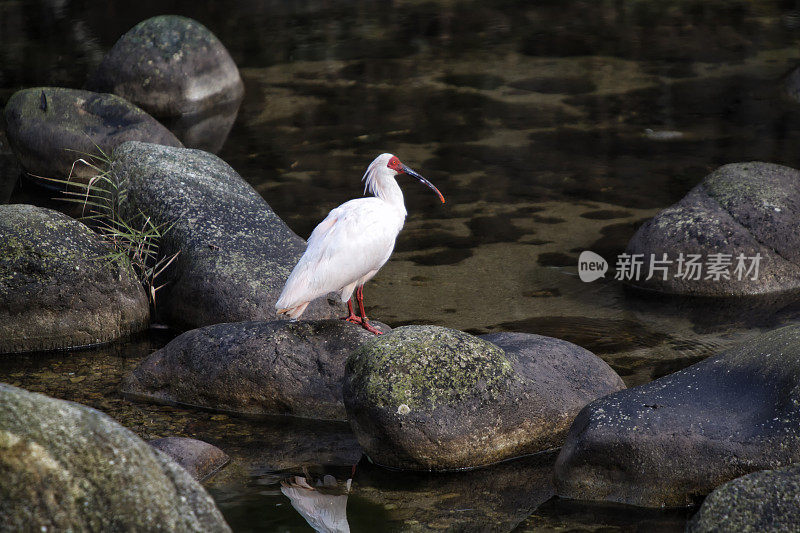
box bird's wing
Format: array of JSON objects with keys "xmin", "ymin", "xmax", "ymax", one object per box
[{"xmin": 276, "ymin": 199, "xmax": 402, "ymax": 310}]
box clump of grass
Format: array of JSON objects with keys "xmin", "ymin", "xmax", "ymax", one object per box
[{"xmin": 36, "ymin": 148, "xmax": 179, "ymax": 307}]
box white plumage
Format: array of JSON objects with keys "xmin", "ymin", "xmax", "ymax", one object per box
[{"xmin": 275, "ymin": 153, "xmax": 444, "ymax": 333}]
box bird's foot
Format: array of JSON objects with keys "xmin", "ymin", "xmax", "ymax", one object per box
[
  {"xmin": 342, "ymin": 314, "xmax": 363, "ymax": 325},
  {"xmin": 360, "ymin": 320, "xmax": 384, "ymax": 335}
]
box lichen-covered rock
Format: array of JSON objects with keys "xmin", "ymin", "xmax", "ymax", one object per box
[
  {"xmin": 0, "ymin": 204, "xmax": 149, "ymax": 353},
  {"xmin": 3, "ymin": 87, "xmax": 181, "ymax": 182},
  {"xmin": 87, "ymin": 15, "xmax": 244, "ymax": 117},
  {"xmin": 555, "ymin": 325, "xmax": 800, "ymax": 508},
  {"xmin": 123, "ymin": 320, "xmax": 386, "ymax": 420},
  {"xmin": 688, "ymin": 464, "xmax": 800, "ymax": 533},
  {"xmin": 149, "ymin": 437, "xmax": 229, "ymax": 481},
  {"xmin": 342, "ymin": 326, "xmax": 625, "ymax": 471},
  {"xmin": 626, "ymin": 162, "xmax": 800, "ymax": 296},
  {"xmin": 0, "ymin": 383, "xmax": 230, "ymax": 532},
  {"xmin": 110, "ymin": 141, "xmax": 339, "ymax": 328}
]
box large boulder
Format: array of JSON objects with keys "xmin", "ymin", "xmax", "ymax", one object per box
[
  {"xmin": 122, "ymin": 320, "xmax": 386, "ymax": 420},
  {"xmin": 554, "ymin": 325, "xmax": 800, "ymax": 507},
  {"xmin": 3, "ymin": 87, "xmax": 181, "ymax": 182},
  {"xmin": 110, "ymin": 141, "xmax": 339, "ymax": 328},
  {"xmin": 0, "ymin": 204, "xmax": 149, "ymax": 353},
  {"xmin": 87, "ymin": 15, "xmax": 244, "ymax": 117},
  {"xmin": 342, "ymin": 326, "xmax": 625, "ymax": 471},
  {"xmin": 688, "ymin": 463, "xmax": 800, "ymax": 533},
  {"xmin": 626, "ymin": 162, "xmax": 800, "ymax": 296},
  {"xmin": 0, "ymin": 383, "xmax": 230, "ymax": 532}
]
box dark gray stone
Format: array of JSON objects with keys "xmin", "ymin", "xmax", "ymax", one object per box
[
  {"xmin": 0, "ymin": 383, "xmax": 230, "ymax": 532},
  {"xmin": 626, "ymin": 162, "xmax": 800, "ymax": 296},
  {"xmin": 688, "ymin": 463, "xmax": 800, "ymax": 533},
  {"xmin": 149, "ymin": 437, "xmax": 229, "ymax": 481},
  {"xmin": 555, "ymin": 325, "xmax": 800, "ymax": 507},
  {"xmin": 110, "ymin": 141, "xmax": 339, "ymax": 329},
  {"xmin": 0, "ymin": 204, "xmax": 149, "ymax": 353},
  {"xmin": 87, "ymin": 15, "xmax": 244, "ymax": 117},
  {"xmin": 122, "ymin": 319, "xmax": 387, "ymax": 420},
  {"xmin": 342, "ymin": 326, "xmax": 625, "ymax": 471},
  {"xmin": 3, "ymin": 87, "xmax": 181, "ymax": 182}
]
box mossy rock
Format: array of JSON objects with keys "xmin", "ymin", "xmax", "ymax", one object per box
[
  {"xmin": 0, "ymin": 204, "xmax": 149, "ymax": 353},
  {"xmin": 88, "ymin": 15, "xmax": 244, "ymax": 117},
  {"xmin": 110, "ymin": 141, "xmax": 339, "ymax": 328},
  {"xmin": 555, "ymin": 325, "xmax": 800, "ymax": 507},
  {"xmin": 626, "ymin": 162, "xmax": 800, "ymax": 296},
  {"xmin": 688, "ymin": 463, "xmax": 800, "ymax": 533},
  {"xmin": 343, "ymin": 326, "xmax": 625, "ymax": 471},
  {"xmin": 3, "ymin": 87, "xmax": 181, "ymax": 183},
  {"xmin": 0, "ymin": 383, "xmax": 230, "ymax": 532}
]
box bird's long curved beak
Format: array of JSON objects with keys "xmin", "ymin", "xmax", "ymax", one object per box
[{"xmin": 401, "ymin": 164, "xmax": 445, "ymax": 204}]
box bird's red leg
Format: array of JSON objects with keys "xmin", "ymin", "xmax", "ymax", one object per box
[
  {"xmin": 356, "ymin": 286, "xmax": 383, "ymax": 335},
  {"xmin": 342, "ymin": 298, "xmax": 363, "ymax": 324}
]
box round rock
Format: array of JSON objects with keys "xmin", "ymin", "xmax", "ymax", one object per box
[
  {"xmin": 3, "ymin": 87, "xmax": 181, "ymax": 182},
  {"xmin": 122, "ymin": 320, "xmax": 388, "ymax": 420},
  {"xmin": 626, "ymin": 162, "xmax": 800, "ymax": 296},
  {"xmin": 0, "ymin": 204, "xmax": 149, "ymax": 353},
  {"xmin": 688, "ymin": 464, "xmax": 800, "ymax": 533},
  {"xmin": 555, "ymin": 325, "xmax": 800, "ymax": 507},
  {"xmin": 0, "ymin": 383, "xmax": 230, "ymax": 532},
  {"xmin": 149, "ymin": 437, "xmax": 229, "ymax": 481},
  {"xmin": 87, "ymin": 15, "xmax": 244, "ymax": 117},
  {"xmin": 342, "ymin": 326, "xmax": 625, "ymax": 471}
]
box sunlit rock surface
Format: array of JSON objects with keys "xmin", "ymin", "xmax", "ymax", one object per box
[
  {"xmin": 343, "ymin": 325, "xmax": 624, "ymax": 471},
  {"xmin": 0, "ymin": 204, "xmax": 149, "ymax": 353},
  {"xmin": 555, "ymin": 325, "xmax": 800, "ymax": 507},
  {"xmin": 0, "ymin": 383, "xmax": 230, "ymax": 532},
  {"xmin": 110, "ymin": 141, "xmax": 339, "ymax": 328}
]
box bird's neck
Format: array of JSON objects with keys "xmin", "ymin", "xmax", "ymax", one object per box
[{"xmin": 372, "ymin": 175, "xmax": 407, "ymax": 217}]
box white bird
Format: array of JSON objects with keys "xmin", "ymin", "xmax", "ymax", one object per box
[
  {"xmin": 276, "ymin": 153, "xmax": 445, "ymax": 334},
  {"xmin": 281, "ymin": 474, "xmax": 352, "ymax": 533}
]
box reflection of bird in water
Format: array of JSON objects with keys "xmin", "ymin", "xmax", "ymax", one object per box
[
  {"xmin": 281, "ymin": 472, "xmax": 352, "ymax": 533},
  {"xmin": 275, "ymin": 153, "xmax": 445, "ymax": 334}
]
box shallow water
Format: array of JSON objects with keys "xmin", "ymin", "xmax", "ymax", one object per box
[{"xmin": 4, "ymin": 0, "xmax": 800, "ymax": 531}]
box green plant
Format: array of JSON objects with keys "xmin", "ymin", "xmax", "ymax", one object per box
[{"xmin": 36, "ymin": 148, "xmax": 179, "ymax": 307}]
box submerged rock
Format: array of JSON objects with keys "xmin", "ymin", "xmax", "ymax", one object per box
[
  {"xmin": 342, "ymin": 326, "xmax": 625, "ymax": 471},
  {"xmin": 3, "ymin": 87, "xmax": 181, "ymax": 182},
  {"xmin": 626, "ymin": 162, "xmax": 800, "ymax": 296},
  {"xmin": 0, "ymin": 204, "xmax": 149, "ymax": 353},
  {"xmin": 555, "ymin": 325, "xmax": 800, "ymax": 507},
  {"xmin": 88, "ymin": 15, "xmax": 244, "ymax": 117},
  {"xmin": 0, "ymin": 383, "xmax": 230, "ymax": 532},
  {"xmin": 123, "ymin": 320, "xmax": 386, "ymax": 420},
  {"xmin": 688, "ymin": 463, "xmax": 800, "ymax": 533},
  {"xmin": 149, "ymin": 437, "xmax": 229, "ymax": 481},
  {"xmin": 110, "ymin": 141, "xmax": 339, "ymax": 328}
]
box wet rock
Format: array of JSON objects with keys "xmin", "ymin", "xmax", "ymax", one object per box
[
  {"xmin": 555, "ymin": 325, "xmax": 800, "ymax": 507},
  {"xmin": 626, "ymin": 162, "xmax": 800, "ymax": 296},
  {"xmin": 123, "ymin": 320, "xmax": 388, "ymax": 420},
  {"xmin": 110, "ymin": 141, "xmax": 339, "ymax": 328},
  {"xmin": 87, "ymin": 15, "xmax": 244, "ymax": 117},
  {"xmin": 688, "ymin": 463, "xmax": 800, "ymax": 533},
  {"xmin": 160, "ymin": 99, "xmax": 241, "ymax": 153},
  {"xmin": 0, "ymin": 204, "xmax": 149, "ymax": 353},
  {"xmin": 342, "ymin": 326, "xmax": 625, "ymax": 471},
  {"xmin": 149, "ymin": 437, "xmax": 229, "ymax": 481},
  {"xmin": 3, "ymin": 87, "xmax": 181, "ymax": 183},
  {"xmin": 0, "ymin": 383, "xmax": 230, "ymax": 532}
]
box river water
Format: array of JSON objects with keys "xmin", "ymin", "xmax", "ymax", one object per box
[{"xmin": 3, "ymin": 1, "xmax": 800, "ymax": 531}]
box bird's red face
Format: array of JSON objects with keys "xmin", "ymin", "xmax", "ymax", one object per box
[{"xmin": 387, "ymin": 156, "xmax": 403, "ymax": 172}]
